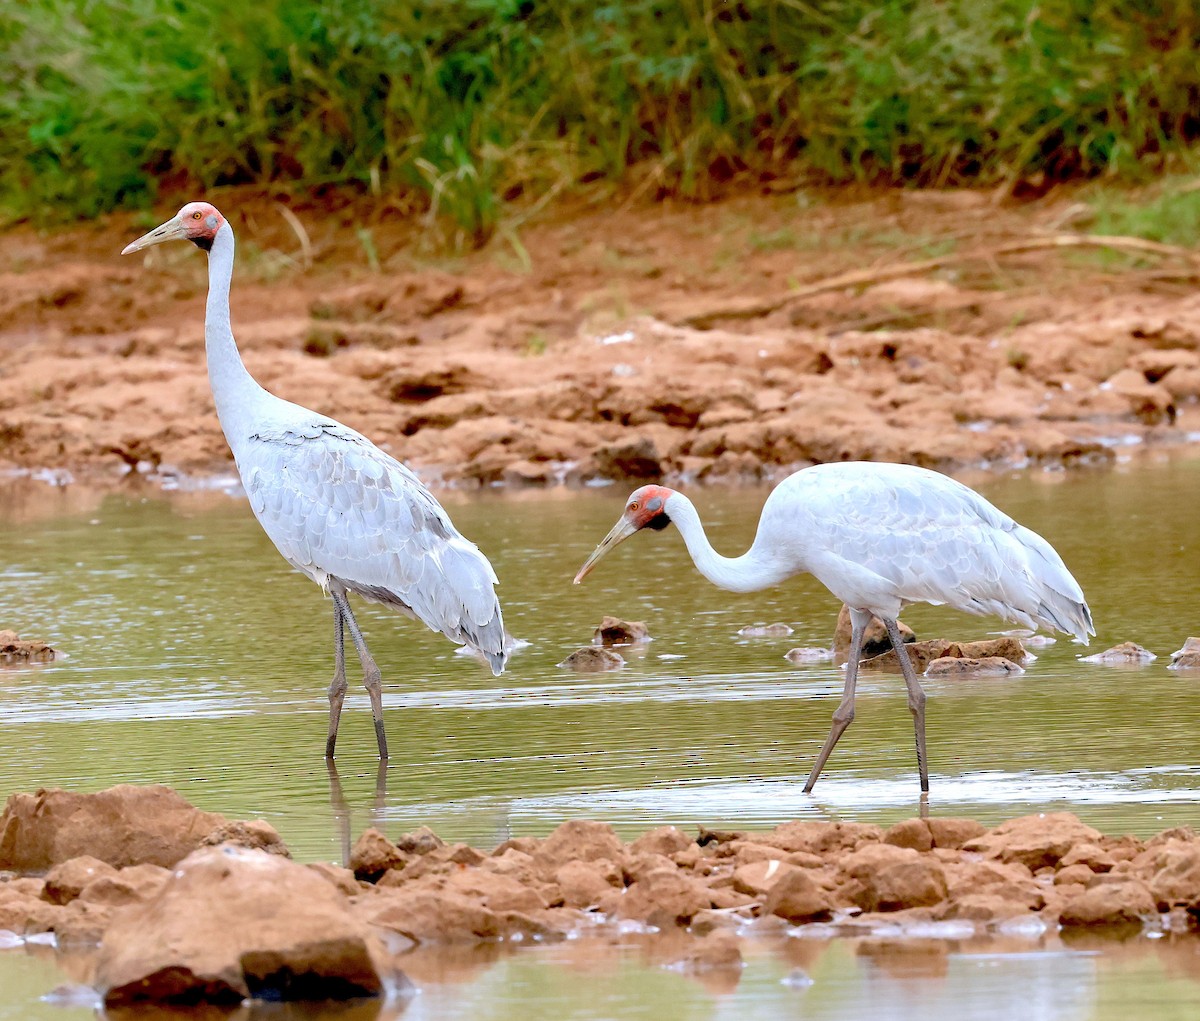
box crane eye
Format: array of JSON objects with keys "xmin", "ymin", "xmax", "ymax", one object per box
[
  {"xmin": 192, "ymin": 211, "xmax": 203, "ymax": 220},
  {"xmin": 629, "ymin": 501, "xmax": 639, "ymax": 511}
]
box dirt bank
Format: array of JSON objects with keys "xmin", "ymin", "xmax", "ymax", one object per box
[
  {"xmin": 1, "ymin": 187, "xmax": 1198, "ymax": 488},
  {"xmin": 0, "ymin": 786, "xmax": 1197, "ymax": 1006}
]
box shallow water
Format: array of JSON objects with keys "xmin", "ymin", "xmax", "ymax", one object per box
[{"xmin": 1, "ymin": 453, "xmax": 1199, "ymax": 1018}]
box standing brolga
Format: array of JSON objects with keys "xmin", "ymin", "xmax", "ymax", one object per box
[
  {"xmin": 123, "ymin": 202, "xmax": 506, "ymax": 759},
  {"xmin": 574, "ymin": 463, "xmax": 1094, "ymax": 792}
]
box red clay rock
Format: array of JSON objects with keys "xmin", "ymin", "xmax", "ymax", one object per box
[
  {"xmin": 1141, "ymin": 841, "xmax": 1200, "ymax": 911},
  {"xmin": 963, "ymin": 812, "xmax": 1103, "ymax": 871},
  {"xmin": 364, "ymin": 888, "xmax": 504, "ymax": 943},
  {"xmin": 732, "ymin": 840, "xmax": 791, "ymax": 865},
  {"xmin": 555, "ymin": 859, "xmax": 618, "ymax": 908},
  {"xmin": 0, "ymin": 890, "xmax": 64, "ymax": 934},
  {"xmin": 761, "ymin": 820, "xmax": 883, "ymax": 855},
  {"xmin": 840, "ymin": 844, "xmax": 948, "ymax": 912},
  {"xmin": 56, "ymin": 899, "xmax": 116, "ymax": 945},
  {"xmin": 732, "ymin": 859, "xmax": 800, "ymax": 898},
  {"xmin": 630, "ymin": 826, "xmax": 693, "ymax": 858},
  {"xmin": 350, "ymin": 828, "xmax": 410, "ymax": 881},
  {"xmin": 0, "ymin": 786, "xmax": 232, "ymax": 871},
  {"xmin": 762, "ymin": 869, "xmax": 832, "ymax": 923},
  {"xmin": 625, "ymin": 852, "xmax": 678, "ymax": 885},
  {"xmin": 1054, "ymin": 864, "xmax": 1097, "ymax": 887},
  {"xmin": 1059, "ymin": 842, "xmax": 1116, "ymax": 873},
  {"xmin": 393, "ymin": 826, "xmax": 445, "ymax": 855},
  {"xmin": 1057, "ymin": 879, "xmax": 1158, "ymax": 928},
  {"xmin": 937, "ymin": 893, "xmax": 1032, "ymax": 922},
  {"xmin": 534, "ymin": 820, "xmax": 626, "ymax": 874},
  {"xmin": 884, "ymin": 819, "xmax": 933, "ymax": 852},
  {"xmin": 78, "ymin": 866, "xmax": 170, "ymax": 908},
  {"xmin": 306, "ymin": 862, "xmax": 361, "ymax": 897},
  {"xmin": 445, "ymin": 869, "xmax": 549, "ymax": 915},
  {"xmin": 617, "ymin": 868, "xmax": 711, "ymax": 928},
  {"xmin": 199, "ymin": 819, "xmax": 289, "ymax": 856},
  {"xmin": 943, "ymin": 859, "xmax": 1043, "ymax": 910},
  {"xmin": 95, "ymin": 845, "xmax": 388, "ymax": 1006},
  {"xmin": 927, "ymin": 818, "xmax": 987, "ymax": 849},
  {"xmin": 41, "ymin": 855, "xmax": 119, "ymax": 905}
]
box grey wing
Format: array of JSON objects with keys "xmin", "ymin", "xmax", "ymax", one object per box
[
  {"xmin": 240, "ymin": 425, "xmax": 507, "ymax": 673},
  {"xmin": 778, "ymin": 465, "xmax": 1094, "ymax": 641}
]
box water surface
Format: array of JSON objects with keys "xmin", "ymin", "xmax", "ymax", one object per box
[{"xmin": 1, "ymin": 453, "xmax": 1198, "ymax": 1019}]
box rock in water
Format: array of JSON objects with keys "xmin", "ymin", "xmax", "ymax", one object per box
[
  {"xmin": 832, "ymin": 605, "xmax": 915, "ymax": 663},
  {"xmin": 559, "ymin": 647, "xmax": 624, "ymax": 671},
  {"xmin": 924, "ymin": 656, "xmax": 1025, "ymax": 678},
  {"xmin": 1168, "ymin": 638, "xmax": 1200, "ymax": 670},
  {"xmin": 738, "ymin": 623, "xmax": 794, "ymax": 637},
  {"xmin": 95, "ymin": 845, "xmax": 392, "ymax": 1006},
  {"xmin": 1080, "ymin": 642, "xmax": 1157, "ymax": 665},
  {"xmin": 0, "ymin": 630, "xmax": 57, "ymax": 663},
  {"xmin": 592, "ymin": 616, "xmax": 651, "ymax": 646},
  {"xmin": 784, "ymin": 647, "xmax": 833, "ymax": 664}
]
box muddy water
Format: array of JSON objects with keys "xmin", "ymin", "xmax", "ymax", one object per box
[{"xmin": 1, "ymin": 453, "xmax": 1199, "ymax": 1019}]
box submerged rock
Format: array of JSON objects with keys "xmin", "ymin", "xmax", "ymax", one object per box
[
  {"xmin": 1081, "ymin": 642, "xmax": 1157, "ymax": 665},
  {"xmin": 861, "ymin": 637, "xmax": 1030, "ymax": 674},
  {"xmin": 1168, "ymin": 638, "xmax": 1200, "ymax": 670},
  {"xmin": 924, "ymin": 655, "xmax": 1025, "ymax": 678},
  {"xmin": 592, "ymin": 616, "xmax": 651, "ymax": 646},
  {"xmin": 738, "ymin": 623, "xmax": 794, "ymax": 637},
  {"xmin": 95, "ymin": 845, "xmax": 392, "ymax": 1007},
  {"xmin": 559, "ymin": 646, "xmax": 624, "ymax": 671},
  {"xmin": 0, "ymin": 630, "xmax": 56, "ymax": 664},
  {"xmin": 784, "ymin": 646, "xmax": 833, "ymax": 664}
]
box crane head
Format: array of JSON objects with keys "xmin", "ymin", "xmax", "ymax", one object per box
[
  {"xmin": 122, "ymin": 202, "xmax": 226, "ymax": 256},
  {"xmin": 573, "ymin": 485, "xmax": 674, "ymax": 583}
]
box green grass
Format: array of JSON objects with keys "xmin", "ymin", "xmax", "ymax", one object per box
[
  {"xmin": 4, "ymin": 1, "xmax": 1200, "ymax": 244},
  {"xmin": 1086, "ymin": 177, "xmax": 1200, "ymax": 247}
]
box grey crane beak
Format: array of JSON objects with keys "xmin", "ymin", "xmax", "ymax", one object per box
[
  {"xmin": 573, "ymin": 515, "xmax": 639, "ymax": 584},
  {"xmin": 121, "ymin": 215, "xmax": 187, "ymax": 255}
]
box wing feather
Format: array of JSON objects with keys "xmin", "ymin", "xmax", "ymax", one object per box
[{"xmin": 239, "ymin": 420, "xmax": 506, "ymax": 672}]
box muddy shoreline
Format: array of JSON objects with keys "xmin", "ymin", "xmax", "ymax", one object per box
[
  {"xmin": 2, "ymin": 188, "xmax": 1199, "ymax": 490},
  {"xmin": 0, "ymin": 785, "xmax": 1197, "ymax": 1008}
]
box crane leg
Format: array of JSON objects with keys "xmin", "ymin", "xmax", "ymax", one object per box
[
  {"xmin": 804, "ymin": 607, "xmax": 870, "ymax": 793},
  {"xmin": 333, "ymin": 591, "xmax": 390, "ymax": 759},
  {"xmin": 325, "ymin": 598, "xmax": 348, "ymax": 759},
  {"xmin": 886, "ymin": 618, "xmax": 929, "ymax": 792}
]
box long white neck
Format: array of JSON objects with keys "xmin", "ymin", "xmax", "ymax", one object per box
[
  {"xmin": 204, "ymin": 223, "xmax": 269, "ymax": 447},
  {"xmin": 665, "ymin": 492, "xmax": 794, "ymax": 593}
]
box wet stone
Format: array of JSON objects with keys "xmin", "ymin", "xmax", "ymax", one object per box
[
  {"xmin": 592, "ymin": 616, "xmax": 651, "ymax": 646},
  {"xmin": 924, "ymin": 655, "xmax": 1024, "ymax": 677},
  {"xmin": 1080, "ymin": 642, "xmax": 1157, "ymax": 664},
  {"xmin": 558, "ymin": 646, "xmax": 624, "ymax": 671},
  {"xmin": 41, "ymin": 856, "xmax": 119, "ymax": 905}
]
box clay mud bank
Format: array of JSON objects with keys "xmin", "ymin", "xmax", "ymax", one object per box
[{"xmin": 1, "ymin": 786, "xmax": 1198, "ymax": 1008}]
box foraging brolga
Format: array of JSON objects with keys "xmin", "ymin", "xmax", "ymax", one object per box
[
  {"xmin": 123, "ymin": 202, "xmax": 506, "ymax": 758},
  {"xmin": 574, "ymin": 462, "xmax": 1094, "ymax": 792}
]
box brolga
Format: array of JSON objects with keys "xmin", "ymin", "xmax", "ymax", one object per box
[
  {"xmin": 123, "ymin": 202, "xmax": 506, "ymax": 759},
  {"xmin": 574, "ymin": 462, "xmax": 1094, "ymax": 792}
]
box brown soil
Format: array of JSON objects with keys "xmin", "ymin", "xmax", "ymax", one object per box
[{"xmin": 1, "ymin": 186, "xmax": 1198, "ymax": 487}]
